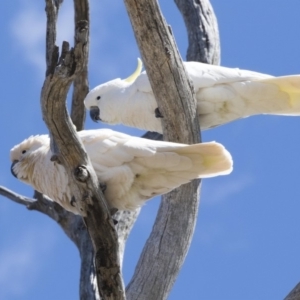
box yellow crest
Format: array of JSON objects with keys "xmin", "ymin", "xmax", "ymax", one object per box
[{"xmin": 124, "ymin": 58, "xmax": 143, "ymax": 83}]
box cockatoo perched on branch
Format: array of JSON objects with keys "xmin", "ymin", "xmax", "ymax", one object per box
[
  {"xmin": 10, "ymin": 129, "xmax": 232, "ymax": 213},
  {"xmin": 84, "ymin": 58, "xmax": 300, "ymax": 132}
]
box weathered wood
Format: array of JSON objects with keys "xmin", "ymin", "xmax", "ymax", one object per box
[
  {"xmin": 174, "ymin": 0, "xmax": 220, "ymax": 64},
  {"xmin": 285, "ymin": 282, "xmax": 300, "ymax": 300},
  {"xmin": 40, "ymin": 19, "xmax": 125, "ymax": 299},
  {"xmin": 139, "ymin": 0, "xmax": 220, "ymax": 141},
  {"xmin": 71, "ymin": 0, "xmax": 90, "ymax": 131},
  {"xmin": 45, "ymin": 1, "xmax": 137, "ymax": 299},
  {"xmin": 0, "ymin": 1, "xmax": 141, "ymax": 299},
  {"xmin": 45, "ymin": 0, "xmax": 61, "ymax": 76},
  {"xmin": 0, "ymin": 186, "xmax": 35, "ymax": 207},
  {"xmin": 124, "ymin": 1, "xmax": 201, "ymax": 299},
  {"xmin": 123, "ymin": 1, "xmax": 200, "ymax": 144}
]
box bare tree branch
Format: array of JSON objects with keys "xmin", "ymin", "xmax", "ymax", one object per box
[
  {"xmin": 1, "ymin": 184, "xmax": 139, "ymax": 300},
  {"xmin": 124, "ymin": 1, "xmax": 201, "ymax": 299},
  {"xmin": 174, "ymin": 0, "xmax": 220, "ymax": 64},
  {"xmin": 139, "ymin": 0, "xmax": 220, "ymax": 142},
  {"xmin": 0, "ymin": 186, "xmax": 83, "ymax": 245},
  {"xmin": 0, "ymin": 186, "xmax": 100, "ymax": 299},
  {"xmin": 45, "ymin": 0, "xmax": 61, "ymax": 76},
  {"xmin": 0, "ymin": 186, "xmax": 77, "ymax": 237},
  {"xmin": 71, "ymin": 0, "xmax": 90, "ymax": 131},
  {"xmin": 41, "ymin": 15, "xmax": 125, "ymax": 299},
  {"xmin": 0, "ymin": 186, "xmax": 35, "ymax": 206},
  {"xmin": 45, "ymin": 1, "xmax": 139, "ymax": 299},
  {"xmin": 285, "ymin": 282, "xmax": 300, "ymax": 300}
]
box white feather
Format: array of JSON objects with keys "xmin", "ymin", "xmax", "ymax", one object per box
[
  {"xmin": 10, "ymin": 129, "xmax": 233, "ymax": 213},
  {"xmin": 84, "ymin": 60, "xmax": 300, "ymax": 132}
]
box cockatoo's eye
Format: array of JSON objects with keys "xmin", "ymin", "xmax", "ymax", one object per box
[
  {"xmin": 96, "ymin": 96, "xmax": 101, "ymax": 100},
  {"xmin": 22, "ymin": 150, "xmax": 27, "ymax": 154}
]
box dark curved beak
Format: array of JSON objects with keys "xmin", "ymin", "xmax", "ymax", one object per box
[
  {"xmin": 11, "ymin": 160, "xmax": 18, "ymax": 178},
  {"xmin": 89, "ymin": 106, "xmax": 101, "ymax": 122}
]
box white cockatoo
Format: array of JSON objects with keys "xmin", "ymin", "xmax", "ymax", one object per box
[
  {"xmin": 10, "ymin": 129, "xmax": 232, "ymax": 214},
  {"xmin": 84, "ymin": 58, "xmax": 300, "ymax": 133}
]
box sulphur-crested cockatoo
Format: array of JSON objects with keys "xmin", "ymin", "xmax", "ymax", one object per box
[
  {"xmin": 84, "ymin": 58, "xmax": 300, "ymax": 133},
  {"xmin": 10, "ymin": 129, "xmax": 232, "ymax": 214}
]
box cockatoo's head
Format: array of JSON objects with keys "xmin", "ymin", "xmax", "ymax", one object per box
[
  {"xmin": 10, "ymin": 135, "xmax": 49, "ymax": 183},
  {"xmin": 84, "ymin": 58, "xmax": 143, "ymax": 123}
]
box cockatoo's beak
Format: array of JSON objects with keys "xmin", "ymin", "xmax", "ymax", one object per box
[
  {"xmin": 11, "ymin": 160, "xmax": 18, "ymax": 178},
  {"xmin": 90, "ymin": 106, "xmax": 101, "ymax": 122}
]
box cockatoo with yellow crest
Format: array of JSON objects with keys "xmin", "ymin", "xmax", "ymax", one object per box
[
  {"xmin": 84, "ymin": 58, "xmax": 300, "ymax": 132},
  {"xmin": 10, "ymin": 129, "xmax": 232, "ymax": 214}
]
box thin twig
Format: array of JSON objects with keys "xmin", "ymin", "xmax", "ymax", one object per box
[{"xmin": 0, "ymin": 186, "xmax": 35, "ymax": 207}]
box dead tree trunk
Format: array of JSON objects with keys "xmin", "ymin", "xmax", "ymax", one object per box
[{"xmin": 124, "ymin": 0, "xmax": 219, "ymax": 299}]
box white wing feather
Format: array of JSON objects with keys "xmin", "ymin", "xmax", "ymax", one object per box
[{"xmin": 10, "ymin": 129, "xmax": 233, "ymax": 213}]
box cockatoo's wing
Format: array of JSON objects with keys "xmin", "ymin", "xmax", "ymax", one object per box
[
  {"xmin": 79, "ymin": 129, "xmax": 232, "ymax": 210},
  {"xmin": 133, "ymin": 72, "xmax": 152, "ymax": 93},
  {"xmin": 186, "ymin": 61, "xmax": 272, "ymax": 90}
]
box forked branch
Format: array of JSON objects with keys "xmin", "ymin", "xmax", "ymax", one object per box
[{"xmin": 40, "ymin": 19, "xmax": 125, "ymax": 299}]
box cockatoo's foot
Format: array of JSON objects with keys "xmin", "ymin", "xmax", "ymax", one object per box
[
  {"xmin": 70, "ymin": 196, "xmax": 76, "ymax": 207},
  {"xmin": 100, "ymin": 182, "xmax": 107, "ymax": 193},
  {"xmin": 109, "ymin": 208, "xmax": 118, "ymax": 225},
  {"xmin": 155, "ymin": 107, "xmax": 164, "ymax": 118}
]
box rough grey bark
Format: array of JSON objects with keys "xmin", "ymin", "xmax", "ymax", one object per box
[
  {"xmin": 285, "ymin": 283, "xmax": 300, "ymax": 300},
  {"xmin": 71, "ymin": 0, "xmax": 90, "ymax": 131},
  {"xmin": 124, "ymin": 1, "xmax": 204, "ymax": 299},
  {"xmin": 41, "ymin": 0, "xmax": 125, "ymax": 299},
  {"xmin": 141, "ymin": 0, "xmax": 220, "ymax": 140},
  {"xmin": 124, "ymin": 1, "xmax": 201, "ymax": 143},
  {"xmin": 174, "ymin": 0, "xmax": 220, "ymax": 64},
  {"xmin": 41, "ymin": 18, "xmax": 126, "ymax": 299},
  {"xmin": 45, "ymin": 0, "xmax": 61, "ymax": 76},
  {"xmin": 44, "ymin": 1, "xmax": 140, "ymax": 298},
  {"xmin": 2, "ymin": 0, "xmax": 141, "ymax": 298}
]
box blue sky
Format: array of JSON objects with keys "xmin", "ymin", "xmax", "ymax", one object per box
[{"xmin": 1, "ymin": 0, "xmax": 300, "ymax": 299}]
